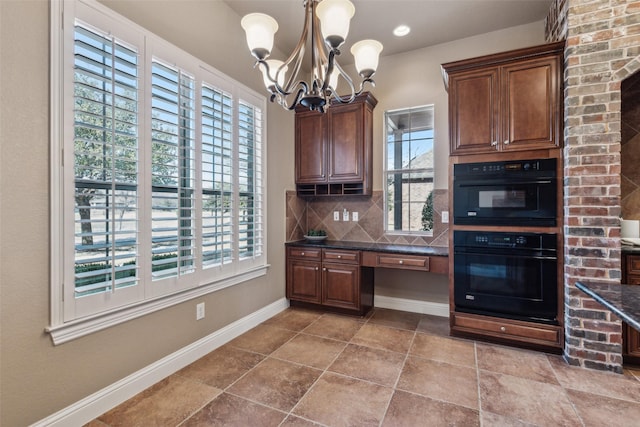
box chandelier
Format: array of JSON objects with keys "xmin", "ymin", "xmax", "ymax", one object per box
[{"xmin": 241, "ymin": 0, "xmax": 383, "ymax": 112}]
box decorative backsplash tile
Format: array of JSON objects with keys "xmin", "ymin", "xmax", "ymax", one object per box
[
  {"xmin": 622, "ymin": 72, "xmax": 640, "ymax": 220},
  {"xmin": 285, "ymin": 190, "xmax": 449, "ymax": 247}
]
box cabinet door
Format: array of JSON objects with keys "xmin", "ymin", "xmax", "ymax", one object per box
[
  {"xmin": 287, "ymin": 259, "xmax": 322, "ymax": 303},
  {"xmin": 327, "ymin": 103, "xmax": 363, "ymax": 182},
  {"xmin": 501, "ymin": 56, "xmax": 560, "ymax": 151},
  {"xmin": 322, "ymin": 262, "xmax": 360, "ymax": 310},
  {"xmin": 295, "ymin": 111, "xmax": 327, "ymax": 183},
  {"xmin": 622, "ymin": 257, "xmax": 640, "ymax": 362},
  {"xmin": 449, "ymin": 68, "xmax": 499, "ymax": 155},
  {"xmin": 624, "ymin": 323, "xmax": 640, "ymax": 358}
]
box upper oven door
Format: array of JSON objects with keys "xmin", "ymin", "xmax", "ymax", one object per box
[{"xmin": 453, "ymin": 177, "xmax": 556, "ymax": 226}]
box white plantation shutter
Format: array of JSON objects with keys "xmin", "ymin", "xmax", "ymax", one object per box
[
  {"xmin": 72, "ymin": 23, "xmax": 140, "ymax": 298},
  {"xmin": 51, "ymin": 0, "xmax": 267, "ymax": 340},
  {"xmin": 201, "ymin": 84, "xmax": 234, "ymax": 268},
  {"xmin": 238, "ymin": 100, "xmax": 264, "ymax": 260},
  {"xmin": 150, "ymin": 60, "xmax": 196, "ymax": 280}
]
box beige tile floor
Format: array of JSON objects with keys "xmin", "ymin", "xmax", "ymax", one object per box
[{"xmin": 87, "ymin": 307, "xmax": 640, "ymax": 427}]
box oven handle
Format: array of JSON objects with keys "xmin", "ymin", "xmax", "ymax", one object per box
[
  {"xmin": 454, "ymin": 249, "xmax": 556, "ymax": 259},
  {"xmin": 454, "ymin": 179, "xmax": 553, "ymax": 187}
]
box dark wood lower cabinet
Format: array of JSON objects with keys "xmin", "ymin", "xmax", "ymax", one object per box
[
  {"xmin": 286, "ymin": 247, "xmax": 373, "ymax": 316},
  {"xmin": 622, "ymin": 253, "xmax": 640, "ymax": 365},
  {"xmin": 287, "ymin": 258, "xmax": 322, "ymax": 304}
]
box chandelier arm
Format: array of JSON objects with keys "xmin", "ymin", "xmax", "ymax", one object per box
[{"xmin": 278, "ymin": 0, "xmax": 313, "ymax": 94}]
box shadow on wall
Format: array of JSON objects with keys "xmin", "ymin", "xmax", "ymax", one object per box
[
  {"xmin": 285, "ymin": 190, "xmax": 449, "ymax": 247},
  {"xmin": 622, "ymin": 71, "xmax": 640, "ymax": 220}
]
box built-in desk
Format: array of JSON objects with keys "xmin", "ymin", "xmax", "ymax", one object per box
[{"xmin": 285, "ymin": 240, "xmax": 448, "ymax": 315}]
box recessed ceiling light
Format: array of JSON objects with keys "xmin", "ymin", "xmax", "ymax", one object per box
[{"xmin": 393, "ymin": 25, "xmax": 411, "ymax": 37}]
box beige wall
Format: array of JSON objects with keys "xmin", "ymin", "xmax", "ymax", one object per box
[
  {"xmin": 370, "ymin": 20, "xmax": 546, "ymax": 191},
  {"xmin": 0, "ymin": 1, "xmax": 293, "ymax": 426},
  {"xmin": 0, "ymin": 1, "xmax": 545, "ymax": 425}
]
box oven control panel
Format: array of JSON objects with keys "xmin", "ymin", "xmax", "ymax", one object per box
[
  {"xmin": 454, "ymin": 158, "xmax": 556, "ymax": 177},
  {"xmin": 455, "ymin": 231, "xmax": 556, "ymax": 250}
]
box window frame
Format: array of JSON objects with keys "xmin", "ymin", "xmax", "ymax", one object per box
[
  {"xmin": 383, "ymin": 104, "xmax": 435, "ymax": 236},
  {"xmin": 48, "ymin": 0, "xmax": 268, "ymax": 344}
]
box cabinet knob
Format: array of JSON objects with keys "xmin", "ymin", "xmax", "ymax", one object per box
[
  {"xmin": 338, "ymin": 255, "xmax": 342, "ymax": 259},
  {"xmin": 500, "ymin": 326, "xmax": 506, "ymax": 332},
  {"xmin": 503, "ymin": 139, "xmax": 510, "ymax": 145},
  {"xmin": 301, "ymin": 252, "xmax": 305, "ymax": 256},
  {"xmin": 491, "ymin": 140, "xmax": 498, "ymax": 147},
  {"xmin": 323, "ymin": 267, "xmax": 327, "ymax": 271},
  {"xmin": 399, "ymin": 260, "xmax": 404, "ymax": 264},
  {"xmin": 315, "ymin": 266, "xmax": 319, "ymax": 271}
]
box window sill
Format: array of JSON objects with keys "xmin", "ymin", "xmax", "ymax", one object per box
[{"xmin": 46, "ymin": 264, "xmax": 269, "ymax": 345}]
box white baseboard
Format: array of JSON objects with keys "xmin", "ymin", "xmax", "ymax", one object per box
[
  {"xmin": 32, "ymin": 298, "xmax": 289, "ymax": 427},
  {"xmin": 374, "ymin": 295, "xmax": 449, "ymax": 317}
]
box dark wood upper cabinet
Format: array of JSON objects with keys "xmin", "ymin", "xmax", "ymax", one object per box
[
  {"xmin": 442, "ymin": 41, "xmax": 564, "ymax": 155},
  {"xmin": 295, "ymin": 92, "xmax": 377, "ymax": 196}
]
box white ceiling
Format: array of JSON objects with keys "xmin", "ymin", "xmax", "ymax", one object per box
[{"xmin": 224, "ymin": 0, "xmax": 553, "ymax": 63}]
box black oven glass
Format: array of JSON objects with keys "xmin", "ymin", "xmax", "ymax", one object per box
[
  {"xmin": 454, "ymin": 231, "xmax": 558, "ymax": 323},
  {"xmin": 453, "ymin": 158, "xmax": 557, "ymax": 226}
]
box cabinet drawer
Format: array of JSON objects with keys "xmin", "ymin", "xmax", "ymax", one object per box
[
  {"xmin": 287, "ymin": 247, "xmax": 321, "ymax": 260},
  {"xmin": 323, "ymin": 249, "xmax": 360, "ymax": 264},
  {"xmin": 452, "ymin": 312, "xmax": 560, "ymax": 345},
  {"xmin": 361, "ymin": 251, "xmax": 430, "ymax": 271},
  {"xmin": 627, "ymin": 255, "xmax": 640, "ymax": 276}
]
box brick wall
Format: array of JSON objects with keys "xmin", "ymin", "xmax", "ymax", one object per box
[{"xmin": 546, "ymin": 0, "xmax": 640, "ymax": 373}]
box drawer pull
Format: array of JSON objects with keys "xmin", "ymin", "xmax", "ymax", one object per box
[
  {"xmin": 399, "ymin": 260, "xmax": 404, "ymax": 264},
  {"xmin": 500, "ymin": 326, "xmax": 506, "ymax": 332},
  {"xmin": 301, "ymin": 252, "xmax": 305, "ymax": 256},
  {"xmin": 338, "ymin": 255, "xmax": 342, "ymax": 259}
]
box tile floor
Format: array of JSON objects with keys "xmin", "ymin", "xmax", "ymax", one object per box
[{"xmin": 87, "ymin": 307, "xmax": 640, "ymax": 426}]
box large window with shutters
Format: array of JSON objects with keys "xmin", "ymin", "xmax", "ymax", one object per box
[{"xmin": 49, "ymin": 0, "xmax": 267, "ymax": 343}]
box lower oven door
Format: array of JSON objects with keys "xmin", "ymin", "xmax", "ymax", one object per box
[{"xmin": 453, "ymin": 247, "xmax": 558, "ymax": 323}]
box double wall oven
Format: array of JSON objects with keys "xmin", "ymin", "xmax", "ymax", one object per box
[{"xmin": 452, "ymin": 158, "xmax": 559, "ymax": 325}]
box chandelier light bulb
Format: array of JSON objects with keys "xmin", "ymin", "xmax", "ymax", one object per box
[
  {"xmin": 260, "ymin": 59, "xmax": 288, "ymax": 90},
  {"xmin": 241, "ymin": 13, "xmax": 279, "ymax": 60},
  {"xmin": 351, "ymin": 39, "xmax": 383, "ymax": 78},
  {"xmin": 316, "ymin": 0, "xmax": 355, "ymax": 50}
]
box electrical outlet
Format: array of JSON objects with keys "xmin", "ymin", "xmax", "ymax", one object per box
[
  {"xmin": 442, "ymin": 210, "xmax": 449, "ymax": 223},
  {"xmin": 334, "ymin": 211, "xmax": 340, "ymax": 221},
  {"xmin": 196, "ymin": 302, "xmax": 205, "ymax": 320},
  {"xmin": 352, "ymin": 211, "xmax": 359, "ymax": 222},
  {"xmin": 343, "ymin": 209, "xmax": 349, "ymax": 221}
]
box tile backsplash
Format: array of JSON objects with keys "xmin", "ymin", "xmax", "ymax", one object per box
[
  {"xmin": 622, "ymin": 72, "xmax": 640, "ymax": 220},
  {"xmin": 286, "ymin": 190, "xmax": 449, "ymax": 247}
]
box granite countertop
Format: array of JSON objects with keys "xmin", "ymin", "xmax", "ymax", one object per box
[
  {"xmin": 575, "ymin": 281, "xmax": 640, "ymax": 332},
  {"xmin": 622, "ymin": 244, "xmax": 640, "ymax": 254},
  {"xmin": 285, "ymin": 239, "xmax": 449, "ymax": 257}
]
